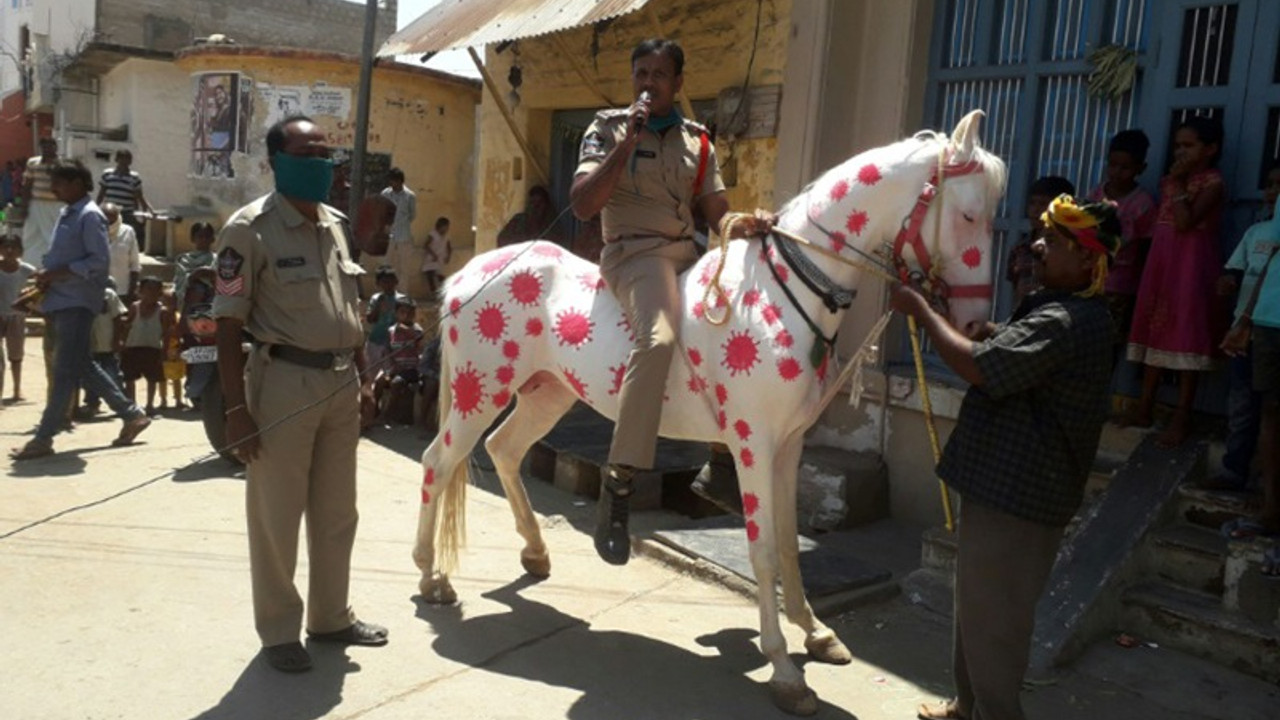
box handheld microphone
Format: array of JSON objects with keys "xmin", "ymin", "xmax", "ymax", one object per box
[{"xmin": 633, "ymin": 91, "xmax": 653, "ymax": 133}]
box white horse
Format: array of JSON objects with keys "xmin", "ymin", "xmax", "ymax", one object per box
[{"xmin": 415, "ymin": 110, "xmax": 1006, "ymax": 715}]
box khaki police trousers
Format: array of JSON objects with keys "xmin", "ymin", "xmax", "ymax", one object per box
[
  {"xmin": 245, "ymin": 349, "xmax": 360, "ymax": 646},
  {"xmin": 952, "ymin": 498, "xmax": 1064, "ymax": 720},
  {"xmin": 600, "ymin": 238, "xmax": 698, "ymax": 470}
]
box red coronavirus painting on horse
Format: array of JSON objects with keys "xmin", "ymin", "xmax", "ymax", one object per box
[{"xmin": 414, "ymin": 110, "xmax": 1006, "ymax": 716}]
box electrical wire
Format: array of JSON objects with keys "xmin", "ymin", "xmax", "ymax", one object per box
[{"xmin": 0, "ymin": 207, "xmax": 577, "ymax": 542}]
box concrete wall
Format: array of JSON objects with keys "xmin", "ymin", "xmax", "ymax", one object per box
[
  {"xmin": 28, "ymin": 0, "xmax": 95, "ymax": 56},
  {"xmin": 0, "ymin": 2, "xmax": 33, "ymax": 96},
  {"xmin": 474, "ymin": 0, "xmax": 792, "ymax": 251},
  {"xmin": 97, "ymin": 0, "xmax": 396, "ymax": 55},
  {"xmin": 0, "ymin": 90, "xmax": 36, "ymax": 164},
  {"xmin": 175, "ymin": 47, "xmax": 480, "ymax": 299},
  {"xmin": 90, "ymin": 57, "xmax": 192, "ymax": 211},
  {"xmin": 782, "ymin": 0, "xmax": 979, "ymax": 528}
]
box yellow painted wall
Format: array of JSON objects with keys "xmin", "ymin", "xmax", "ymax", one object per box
[
  {"xmin": 474, "ymin": 0, "xmax": 792, "ymax": 251},
  {"xmin": 175, "ymin": 48, "xmax": 481, "ymax": 300}
]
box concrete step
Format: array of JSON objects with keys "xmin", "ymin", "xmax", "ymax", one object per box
[
  {"xmin": 796, "ymin": 446, "xmax": 888, "ymax": 531},
  {"xmin": 920, "ymin": 524, "xmax": 957, "ymax": 575},
  {"xmin": 1176, "ymin": 484, "xmax": 1259, "ymax": 532},
  {"xmin": 1121, "ymin": 581, "xmax": 1280, "ymax": 684},
  {"xmin": 1224, "ymin": 537, "xmax": 1280, "ymax": 626},
  {"xmin": 1097, "ymin": 420, "xmax": 1148, "ymax": 458},
  {"xmin": 1148, "ymin": 524, "xmax": 1227, "ymax": 596}
]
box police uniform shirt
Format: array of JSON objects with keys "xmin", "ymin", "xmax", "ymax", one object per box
[
  {"xmin": 212, "ymin": 192, "xmax": 364, "ymax": 352},
  {"xmin": 576, "ymin": 109, "xmax": 725, "ymax": 243}
]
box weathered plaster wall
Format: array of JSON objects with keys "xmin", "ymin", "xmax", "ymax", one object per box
[
  {"xmin": 92, "ymin": 58, "xmax": 191, "ymax": 212},
  {"xmin": 97, "ymin": 0, "xmax": 396, "ymax": 55},
  {"xmin": 175, "ymin": 48, "xmax": 480, "ymax": 299},
  {"xmin": 774, "ymin": 0, "xmax": 966, "ymax": 527},
  {"xmin": 0, "ymin": 3, "xmax": 34, "ymax": 95},
  {"xmin": 474, "ymin": 0, "xmax": 792, "ymax": 251},
  {"xmin": 28, "ymin": 0, "xmax": 95, "ymax": 57}
]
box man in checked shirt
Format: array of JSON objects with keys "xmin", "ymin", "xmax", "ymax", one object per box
[{"xmin": 893, "ymin": 195, "xmax": 1121, "ymax": 720}]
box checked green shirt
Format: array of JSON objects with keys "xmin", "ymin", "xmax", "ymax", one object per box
[{"xmin": 937, "ymin": 290, "xmax": 1114, "ymax": 527}]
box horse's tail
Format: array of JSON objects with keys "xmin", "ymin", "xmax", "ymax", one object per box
[{"xmin": 434, "ymin": 336, "xmax": 468, "ymax": 575}]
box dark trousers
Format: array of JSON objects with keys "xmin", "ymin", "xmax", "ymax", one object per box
[
  {"xmin": 953, "ymin": 499, "xmax": 1063, "ymax": 720},
  {"xmin": 36, "ymin": 308, "xmax": 141, "ymax": 441},
  {"xmin": 1223, "ymin": 353, "xmax": 1261, "ymax": 482},
  {"xmin": 83, "ymin": 352, "xmax": 124, "ymax": 410}
]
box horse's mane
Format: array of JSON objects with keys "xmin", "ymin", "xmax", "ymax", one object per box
[{"xmin": 778, "ymin": 129, "xmax": 1007, "ymax": 219}]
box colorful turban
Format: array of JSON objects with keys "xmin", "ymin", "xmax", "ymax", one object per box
[{"xmin": 1041, "ymin": 194, "xmax": 1121, "ymax": 258}]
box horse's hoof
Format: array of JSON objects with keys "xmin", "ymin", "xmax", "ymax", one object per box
[
  {"xmin": 768, "ymin": 680, "xmax": 819, "ymax": 717},
  {"xmin": 521, "ymin": 552, "xmax": 551, "ymax": 579},
  {"xmin": 419, "ymin": 575, "xmax": 458, "ymax": 605},
  {"xmin": 805, "ymin": 631, "xmax": 852, "ymax": 665}
]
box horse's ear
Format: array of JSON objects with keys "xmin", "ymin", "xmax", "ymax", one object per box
[{"xmin": 951, "ymin": 109, "xmax": 986, "ymax": 161}]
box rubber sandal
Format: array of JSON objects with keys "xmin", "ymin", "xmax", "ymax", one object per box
[
  {"xmin": 9, "ymin": 439, "xmax": 54, "ymax": 461},
  {"xmin": 262, "ymin": 642, "xmax": 312, "ymax": 673},
  {"xmin": 1220, "ymin": 517, "xmax": 1280, "ymax": 540},
  {"xmin": 307, "ymin": 619, "xmax": 388, "ymax": 646},
  {"xmin": 112, "ymin": 416, "xmax": 152, "ymax": 447}
]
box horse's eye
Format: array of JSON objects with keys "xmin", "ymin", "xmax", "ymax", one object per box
[{"xmin": 962, "ymin": 213, "xmax": 975, "ymax": 223}]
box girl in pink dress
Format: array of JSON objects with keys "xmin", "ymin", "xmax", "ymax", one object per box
[{"xmin": 1126, "ymin": 116, "xmax": 1227, "ymax": 445}]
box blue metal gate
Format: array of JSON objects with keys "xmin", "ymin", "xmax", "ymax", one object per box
[{"xmin": 903, "ymin": 0, "xmax": 1280, "ymax": 408}]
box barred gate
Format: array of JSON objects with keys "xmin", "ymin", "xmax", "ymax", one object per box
[{"xmin": 902, "ymin": 0, "xmax": 1280, "ymax": 396}]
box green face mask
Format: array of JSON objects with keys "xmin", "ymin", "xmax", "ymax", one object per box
[{"xmin": 273, "ymin": 152, "xmax": 334, "ymax": 203}]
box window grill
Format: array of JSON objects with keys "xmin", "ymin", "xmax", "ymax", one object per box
[
  {"xmin": 1263, "ymin": 107, "xmax": 1280, "ymax": 188},
  {"xmin": 1105, "ymin": 0, "xmax": 1150, "ymax": 49},
  {"xmin": 1046, "ymin": 0, "xmax": 1095, "ymax": 61},
  {"xmin": 1176, "ymin": 4, "xmax": 1238, "ymax": 88},
  {"xmin": 945, "ymin": 0, "xmax": 982, "ymax": 69},
  {"xmin": 1036, "ymin": 74, "xmax": 1140, "ymax": 191},
  {"xmin": 996, "ymin": 0, "xmax": 1031, "ymax": 65}
]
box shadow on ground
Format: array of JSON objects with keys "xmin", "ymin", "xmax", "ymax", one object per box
[
  {"xmin": 172, "ymin": 455, "xmax": 244, "ymax": 483},
  {"xmin": 189, "ymin": 646, "xmax": 355, "ymax": 720},
  {"xmin": 413, "ymin": 576, "xmax": 860, "ymax": 720}
]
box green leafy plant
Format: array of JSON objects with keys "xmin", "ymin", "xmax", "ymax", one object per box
[{"xmin": 1086, "ymin": 44, "xmax": 1138, "ymax": 101}]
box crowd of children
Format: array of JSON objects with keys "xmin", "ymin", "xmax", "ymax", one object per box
[{"xmin": 1008, "ymin": 121, "xmax": 1280, "ymax": 574}]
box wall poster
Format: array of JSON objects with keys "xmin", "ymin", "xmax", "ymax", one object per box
[{"xmin": 191, "ymin": 72, "xmax": 252, "ymax": 179}]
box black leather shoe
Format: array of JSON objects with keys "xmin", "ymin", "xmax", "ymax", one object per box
[
  {"xmin": 307, "ymin": 619, "xmax": 389, "ymax": 646},
  {"xmin": 691, "ymin": 449, "xmax": 743, "ymax": 515},
  {"xmin": 594, "ymin": 464, "xmax": 635, "ymax": 565}
]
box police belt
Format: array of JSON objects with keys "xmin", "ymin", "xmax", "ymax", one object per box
[
  {"xmin": 608, "ymin": 234, "xmax": 694, "ymax": 244},
  {"xmin": 265, "ymin": 344, "xmax": 355, "ymax": 371}
]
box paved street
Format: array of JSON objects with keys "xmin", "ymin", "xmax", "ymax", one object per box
[{"xmin": 2, "ymin": 335, "xmax": 1276, "ymax": 720}]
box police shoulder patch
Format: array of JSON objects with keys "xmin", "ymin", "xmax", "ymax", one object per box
[{"xmin": 217, "ymin": 247, "xmax": 245, "ymax": 280}]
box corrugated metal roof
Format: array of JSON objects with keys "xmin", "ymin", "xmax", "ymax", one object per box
[{"xmin": 379, "ymin": 0, "xmax": 653, "ymax": 57}]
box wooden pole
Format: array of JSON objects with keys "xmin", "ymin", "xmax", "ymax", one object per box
[
  {"xmin": 644, "ymin": 4, "xmax": 697, "ymax": 118},
  {"xmin": 348, "ymin": 0, "xmax": 379, "ymax": 224},
  {"xmin": 469, "ymin": 47, "xmax": 549, "ymax": 185}
]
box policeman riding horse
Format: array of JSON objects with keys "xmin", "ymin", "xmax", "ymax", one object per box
[{"xmin": 416, "ymin": 110, "xmax": 1006, "ymax": 715}]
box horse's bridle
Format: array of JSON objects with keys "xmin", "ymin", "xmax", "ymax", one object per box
[
  {"xmin": 803, "ymin": 151, "xmax": 992, "ymax": 315},
  {"xmin": 891, "ymin": 157, "xmax": 991, "ymax": 309}
]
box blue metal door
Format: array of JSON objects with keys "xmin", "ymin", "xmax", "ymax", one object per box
[{"xmin": 909, "ymin": 0, "xmax": 1277, "ymax": 408}]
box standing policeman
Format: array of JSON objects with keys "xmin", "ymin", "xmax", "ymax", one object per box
[
  {"xmin": 213, "ymin": 116, "xmax": 387, "ymax": 673},
  {"xmin": 572, "ymin": 38, "xmax": 761, "ymax": 565}
]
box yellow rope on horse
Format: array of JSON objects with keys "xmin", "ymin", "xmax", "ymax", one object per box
[{"xmin": 696, "ymin": 213, "xmax": 755, "ymax": 326}]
